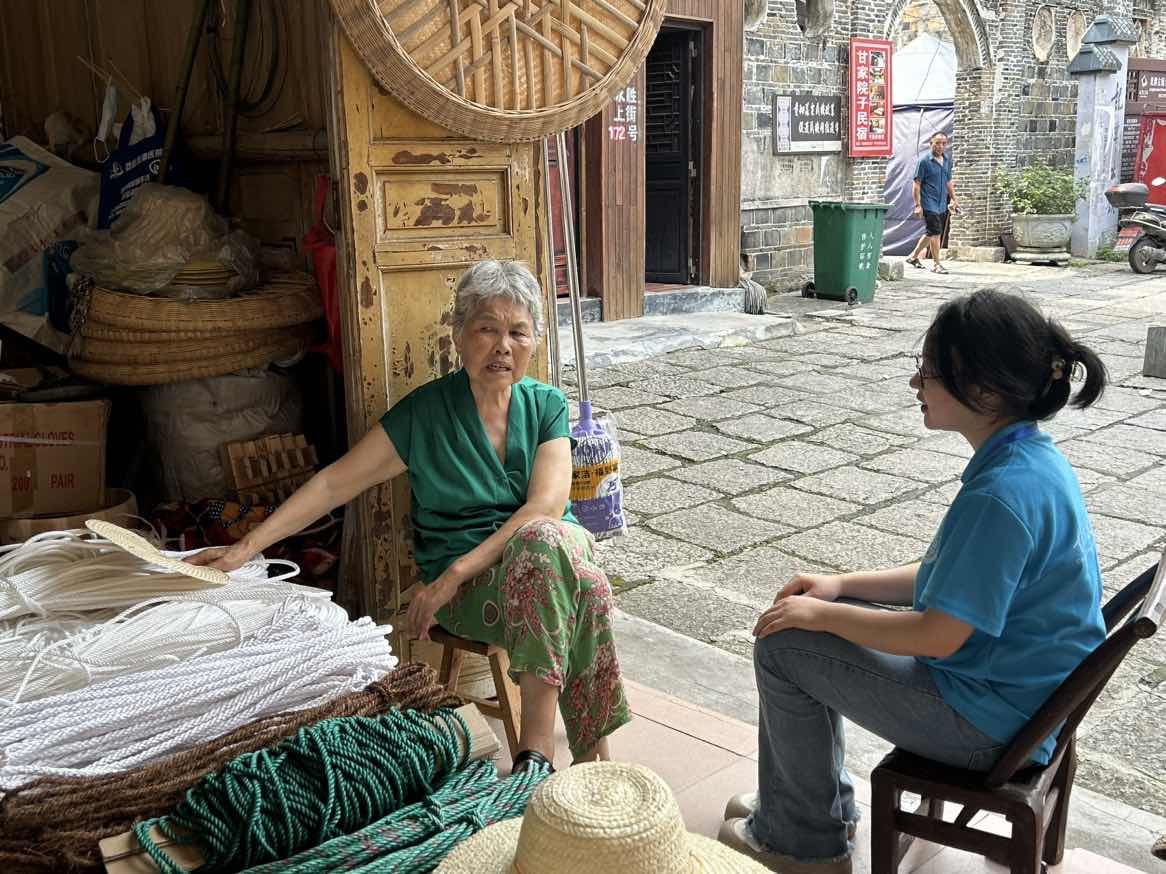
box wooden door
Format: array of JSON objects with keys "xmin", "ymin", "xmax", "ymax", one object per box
[
  {"xmin": 328, "ymin": 31, "xmax": 552, "ymax": 629},
  {"xmin": 645, "ymin": 31, "xmax": 693, "ymax": 284},
  {"xmin": 547, "ymin": 131, "xmax": 579, "ymax": 298}
]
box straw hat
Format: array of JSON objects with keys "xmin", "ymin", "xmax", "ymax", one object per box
[
  {"xmin": 435, "ymin": 762, "xmax": 770, "ymax": 874},
  {"xmin": 85, "ymin": 520, "xmax": 230, "ymax": 585}
]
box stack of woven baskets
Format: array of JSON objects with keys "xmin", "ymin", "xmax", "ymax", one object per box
[{"xmin": 68, "ymin": 275, "xmax": 324, "ymax": 386}]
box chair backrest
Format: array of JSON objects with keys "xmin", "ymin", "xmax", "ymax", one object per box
[{"xmin": 984, "ymin": 557, "xmax": 1165, "ymax": 787}]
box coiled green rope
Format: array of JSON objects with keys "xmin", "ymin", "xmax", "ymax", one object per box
[
  {"xmin": 245, "ymin": 758, "xmax": 552, "ymax": 873},
  {"xmin": 133, "ymin": 707, "xmax": 469, "ymax": 873}
]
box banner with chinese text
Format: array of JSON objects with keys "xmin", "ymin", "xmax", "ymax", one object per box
[{"xmin": 849, "ymin": 37, "xmax": 893, "ymax": 157}]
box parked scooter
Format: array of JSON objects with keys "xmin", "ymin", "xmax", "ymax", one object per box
[{"xmin": 1105, "ymin": 182, "xmax": 1166, "ymax": 274}]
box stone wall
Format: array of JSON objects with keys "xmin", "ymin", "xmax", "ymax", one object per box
[
  {"xmin": 894, "ymin": 0, "xmax": 950, "ymax": 49},
  {"xmin": 740, "ymin": 0, "xmax": 1129, "ymax": 292}
]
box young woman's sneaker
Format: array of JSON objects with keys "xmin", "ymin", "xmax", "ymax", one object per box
[
  {"xmin": 717, "ymin": 818, "xmax": 852, "ymax": 873},
  {"xmin": 723, "ymin": 793, "xmax": 857, "ymax": 841}
]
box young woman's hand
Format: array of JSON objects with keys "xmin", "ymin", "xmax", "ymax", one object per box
[
  {"xmin": 776, "ymin": 572, "xmax": 844, "ymax": 603},
  {"xmin": 753, "ymin": 595, "xmax": 828, "ymax": 638}
]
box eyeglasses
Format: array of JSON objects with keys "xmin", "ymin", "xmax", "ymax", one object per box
[{"xmin": 914, "ymin": 355, "xmax": 939, "ymax": 386}]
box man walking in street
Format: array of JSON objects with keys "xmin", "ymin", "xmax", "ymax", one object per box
[{"xmin": 906, "ymin": 132, "xmax": 957, "ymax": 275}]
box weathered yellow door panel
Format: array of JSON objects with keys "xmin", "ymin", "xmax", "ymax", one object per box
[{"xmin": 330, "ymin": 29, "xmax": 552, "ymax": 632}]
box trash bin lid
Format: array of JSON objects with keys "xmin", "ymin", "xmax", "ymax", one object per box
[{"xmin": 808, "ymin": 200, "xmax": 892, "ymax": 211}]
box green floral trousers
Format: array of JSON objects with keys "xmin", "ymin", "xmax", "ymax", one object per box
[{"xmin": 436, "ymin": 518, "xmax": 631, "ymax": 758}]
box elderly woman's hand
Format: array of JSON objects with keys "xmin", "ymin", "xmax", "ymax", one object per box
[{"xmin": 405, "ymin": 573, "xmax": 460, "ymax": 640}]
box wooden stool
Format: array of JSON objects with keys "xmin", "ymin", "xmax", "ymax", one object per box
[{"xmin": 429, "ymin": 628, "xmax": 522, "ymax": 756}]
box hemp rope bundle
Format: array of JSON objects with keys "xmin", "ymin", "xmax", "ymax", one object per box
[
  {"xmin": 247, "ymin": 758, "xmax": 552, "ymax": 874},
  {"xmin": 134, "ymin": 708, "xmax": 472, "ymax": 874},
  {"xmin": 0, "ymin": 528, "xmax": 286, "ymax": 621},
  {"xmin": 0, "ymin": 663, "xmax": 459, "ymax": 874},
  {"xmin": 0, "ymin": 609, "xmax": 397, "ymax": 790},
  {"xmin": 0, "ymin": 593, "xmax": 343, "ymax": 706}
]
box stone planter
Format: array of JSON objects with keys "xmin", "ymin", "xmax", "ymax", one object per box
[{"xmin": 1010, "ymin": 213, "xmax": 1074, "ymax": 264}]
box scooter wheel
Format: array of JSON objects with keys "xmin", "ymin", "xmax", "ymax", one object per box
[
  {"xmin": 1128, "ymin": 235, "xmax": 1158, "ymax": 274},
  {"xmin": 801, "ymin": 281, "xmax": 816, "ymax": 298}
]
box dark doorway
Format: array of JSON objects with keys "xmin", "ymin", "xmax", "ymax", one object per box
[{"xmin": 645, "ymin": 27, "xmax": 703, "ymax": 285}]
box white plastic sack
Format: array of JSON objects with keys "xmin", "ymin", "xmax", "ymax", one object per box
[
  {"xmin": 140, "ymin": 370, "xmax": 305, "ymax": 502},
  {"xmin": 0, "ymin": 137, "xmax": 98, "ymax": 352}
]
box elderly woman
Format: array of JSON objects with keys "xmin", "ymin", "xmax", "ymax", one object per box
[{"xmin": 193, "ymin": 260, "xmax": 630, "ymax": 770}]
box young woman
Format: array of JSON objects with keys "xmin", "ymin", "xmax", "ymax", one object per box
[{"xmin": 719, "ymin": 289, "xmax": 1109, "ymax": 873}]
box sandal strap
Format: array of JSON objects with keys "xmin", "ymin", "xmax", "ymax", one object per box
[{"xmin": 512, "ymin": 749, "xmax": 555, "ymax": 773}]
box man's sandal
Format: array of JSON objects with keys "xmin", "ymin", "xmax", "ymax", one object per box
[
  {"xmin": 512, "ymin": 749, "xmax": 555, "ymax": 774},
  {"xmin": 906, "ymin": 257, "xmax": 924, "ymax": 269},
  {"xmin": 932, "ymin": 264, "xmax": 949, "ymax": 274}
]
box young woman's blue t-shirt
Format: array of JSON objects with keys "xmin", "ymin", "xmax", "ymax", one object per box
[{"xmin": 914, "ymin": 421, "xmax": 1105, "ymax": 764}]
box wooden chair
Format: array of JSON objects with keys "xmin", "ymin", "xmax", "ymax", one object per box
[
  {"xmin": 429, "ymin": 627, "xmax": 522, "ymax": 756},
  {"xmin": 871, "ymin": 558, "xmax": 1166, "ymax": 874}
]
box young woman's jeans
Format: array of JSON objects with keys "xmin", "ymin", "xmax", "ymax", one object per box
[{"xmin": 751, "ymin": 627, "xmax": 1008, "ymax": 862}]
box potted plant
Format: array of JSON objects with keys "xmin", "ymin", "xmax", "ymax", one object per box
[{"xmin": 994, "ymin": 160, "xmax": 1088, "ymax": 260}]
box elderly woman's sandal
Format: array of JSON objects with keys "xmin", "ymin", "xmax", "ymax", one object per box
[{"xmin": 513, "ymin": 749, "xmax": 555, "ymax": 774}]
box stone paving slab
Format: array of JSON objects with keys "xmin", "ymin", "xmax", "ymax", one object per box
[
  {"xmin": 622, "ymin": 477, "xmax": 720, "ymax": 517},
  {"xmin": 614, "ymin": 406, "xmax": 697, "ymax": 436},
  {"xmin": 857, "ymin": 498, "xmax": 951, "ymax": 538},
  {"xmin": 661, "ymin": 395, "xmax": 765, "ymax": 421},
  {"xmin": 640, "ymin": 430, "xmax": 755, "ymax": 462},
  {"xmin": 791, "ymin": 466, "xmax": 923, "ymax": 504},
  {"xmin": 807, "ymin": 422, "xmax": 916, "ymax": 456},
  {"xmin": 593, "ymin": 529, "xmax": 712, "ymax": 584},
  {"xmin": 1060, "ymin": 439, "xmax": 1161, "ymax": 478},
  {"xmin": 645, "ymin": 504, "xmax": 792, "ymax": 553},
  {"xmin": 718, "ymin": 385, "xmax": 810, "ymax": 408},
  {"xmin": 659, "ymin": 545, "xmax": 828, "ymax": 606},
  {"xmin": 1082, "ymin": 424, "xmax": 1166, "ymax": 455},
  {"xmin": 749, "ymin": 440, "xmax": 859, "ymax": 474},
  {"xmin": 713, "ymin": 413, "xmax": 813, "ymax": 443},
  {"xmin": 861, "ymin": 447, "xmax": 966, "ymax": 484},
  {"xmin": 665, "ymin": 458, "xmax": 792, "ymax": 494},
  {"xmin": 778, "ymin": 521, "xmax": 930, "ymax": 572},
  {"xmin": 620, "ymin": 445, "xmax": 682, "ymax": 478},
  {"xmin": 731, "ymin": 485, "xmax": 860, "ymax": 530},
  {"xmin": 635, "ymin": 375, "xmax": 724, "ymax": 399},
  {"xmin": 775, "ymin": 399, "xmax": 861, "ymax": 427},
  {"xmin": 1086, "ymin": 485, "xmax": 1166, "ymax": 527}
]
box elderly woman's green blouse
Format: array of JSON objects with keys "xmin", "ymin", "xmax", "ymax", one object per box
[{"xmin": 380, "ymin": 368, "xmax": 578, "ymax": 583}]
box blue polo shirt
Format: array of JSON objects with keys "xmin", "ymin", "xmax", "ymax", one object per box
[
  {"xmin": 914, "ymin": 421, "xmax": 1105, "ymax": 765},
  {"xmin": 915, "ymin": 153, "xmax": 953, "ymax": 214}
]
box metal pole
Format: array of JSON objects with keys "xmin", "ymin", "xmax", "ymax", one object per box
[
  {"xmin": 555, "ymin": 130, "xmax": 588, "ymax": 403},
  {"xmin": 540, "ymin": 137, "xmax": 562, "ymax": 389},
  {"xmin": 215, "ymin": 0, "xmax": 253, "ymax": 212},
  {"xmin": 159, "ymin": 0, "xmax": 213, "ymax": 185}
]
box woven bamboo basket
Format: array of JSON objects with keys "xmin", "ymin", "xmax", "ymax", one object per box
[
  {"xmin": 77, "ymin": 327, "xmax": 312, "ymax": 365},
  {"xmin": 69, "ymin": 331, "xmax": 309, "ymax": 386},
  {"xmin": 81, "ymin": 277, "xmax": 323, "ymax": 333},
  {"xmin": 330, "ymin": 0, "xmax": 666, "ymax": 142},
  {"xmin": 79, "ymin": 322, "xmax": 257, "ymax": 342}
]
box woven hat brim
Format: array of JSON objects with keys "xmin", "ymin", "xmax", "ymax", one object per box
[
  {"xmin": 85, "ymin": 520, "xmax": 230, "ymax": 585},
  {"xmin": 433, "ymin": 819, "xmax": 772, "ymax": 874}
]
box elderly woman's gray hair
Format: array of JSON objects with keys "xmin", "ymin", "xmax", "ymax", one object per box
[{"xmin": 452, "ymin": 260, "xmax": 546, "ymax": 339}]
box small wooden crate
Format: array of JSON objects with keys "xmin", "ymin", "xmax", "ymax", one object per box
[{"xmin": 220, "ymin": 433, "xmax": 319, "ymax": 505}]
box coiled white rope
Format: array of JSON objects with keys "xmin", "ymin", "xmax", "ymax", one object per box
[
  {"xmin": 0, "ymin": 602, "xmax": 397, "ymax": 790},
  {"xmin": 0, "ymin": 529, "xmax": 291, "ymax": 621},
  {"xmin": 0, "ymin": 591, "xmax": 346, "ymax": 706}
]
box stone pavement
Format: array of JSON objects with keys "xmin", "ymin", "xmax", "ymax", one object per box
[{"xmin": 562, "ymin": 260, "xmax": 1166, "ymax": 826}]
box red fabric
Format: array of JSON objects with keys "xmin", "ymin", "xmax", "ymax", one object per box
[{"xmin": 304, "ymin": 174, "xmax": 342, "ymax": 373}]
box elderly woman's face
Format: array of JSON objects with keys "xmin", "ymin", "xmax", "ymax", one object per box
[{"xmin": 456, "ymin": 296, "xmax": 535, "ymax": 389}]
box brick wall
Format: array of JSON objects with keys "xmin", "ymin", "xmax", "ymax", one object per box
[{"xmin": 740, "ymin": 0, "xmax": 1122, "ymax": 292}]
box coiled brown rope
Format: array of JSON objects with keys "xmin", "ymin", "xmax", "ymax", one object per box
[{"xmin": 0, "ymin": 662, "xmax": 460, "ymax": 873}]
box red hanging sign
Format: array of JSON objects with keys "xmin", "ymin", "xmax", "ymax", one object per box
[{"xmin": 849, "ymin": 37, "xmax": 894, "ymax": 157}]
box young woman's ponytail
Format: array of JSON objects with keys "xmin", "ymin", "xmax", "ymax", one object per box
[{"xmin": 1065, "ymin": 339, "xmax": 1108, "ymax": 410}]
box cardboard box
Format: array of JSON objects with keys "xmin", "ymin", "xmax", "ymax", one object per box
[{"xmin": 0, "ymin": 399, "xmax": 110, "ymax": 517}]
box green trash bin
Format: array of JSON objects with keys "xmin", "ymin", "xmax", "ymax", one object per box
[{"xmin": 806, "ymin": 201, "xmax": 890, "ymax": 304}]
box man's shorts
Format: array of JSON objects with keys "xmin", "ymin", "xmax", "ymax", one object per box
[{"xmin": 923, "ymin": 210, "xmax": 946, "ymax": 236}]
